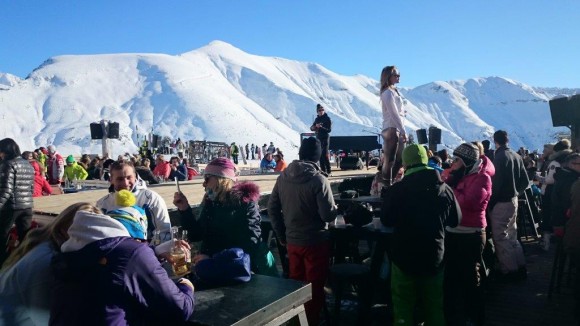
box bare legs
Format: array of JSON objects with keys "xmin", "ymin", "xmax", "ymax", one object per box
[{"xmin": 381, "ymin": 128, "xmax": 404, "ymax": 186}]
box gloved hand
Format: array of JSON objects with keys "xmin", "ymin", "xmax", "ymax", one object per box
[{"xmin": 553, "ymin": 227, "xmax": 565, "ymax": 238}]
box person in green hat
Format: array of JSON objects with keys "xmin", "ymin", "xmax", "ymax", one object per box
[
  {"xmin": 63, "ymin": 155, "xmax": 88, "ymax": 182},
  {"xmin": 381, "ymin": 144, "xmax": 461, "ymax": 326}
]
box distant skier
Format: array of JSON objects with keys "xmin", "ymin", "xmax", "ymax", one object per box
[{"xmin": 230, "ymin": 142, "xmax": 239, "ymax": 164}]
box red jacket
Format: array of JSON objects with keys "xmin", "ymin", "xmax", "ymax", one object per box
[
  {"xmin": 187, "ymin": 167, "xmax": 199, "ymax": 180},
  {"xmin": 152, "ymin": 161, "xmax": 171, "ymax": 179},
  {"xmin": 31, "ymin": 161, "xmax": 52, "ymax": 197},
  {"xmin": 452, "ymin": 155, "xmax": 495, "ymax": 229}
]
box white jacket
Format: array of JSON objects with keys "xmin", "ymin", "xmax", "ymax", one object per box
[{"xmin": 381, "ymin": 88, "xmax": 406, "ymax": 135}]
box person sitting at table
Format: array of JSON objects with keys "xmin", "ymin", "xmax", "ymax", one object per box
[
  {"xmin": 135, "ymin": 158, "xmax": 159, "ymax": 185},
  {"xmin": 168, "ymin": 156, "xmax": 187, "ymax": 181},
  {"xmin": 49, "ymin": 208, "xmax": 194, "ymax": 325},
  {"xmin": 273, "ymin": 153, "xmax": 287, "ymax": 172},
  {"xmin": 173, "ymin": 157, "xmax": 278, "ymax": 277},
  {"xmin": 31, "ymin": 159, "xmax": 52, "ymax": 197},
  {"xmin": 153, "ymin": 154, "xmax": 171, "ymax": 181},
  {"xmin": 443, "ymin": 143, "xmax": 493, "ymax": 326},
  {"xmin": 260, "ymin": 153, "xmax": 276, "ymax": 172},
  {"xmin": 63, "ymin": 155, "xmax": 88, "ymax": 182},
  {"xmin": 0, "ymin": 203, "xmax": 101, "ymax": 326},
  {"xmin": 381, "ymin": 144, "xmax": 461, "ymax": 326},
  {"xmin": 268, "ymin": 137, "xmax": 338, "ymax": 326},
  {"xmin": 97, "ymin": 161, "xmax": 172, "ymax": 243}
]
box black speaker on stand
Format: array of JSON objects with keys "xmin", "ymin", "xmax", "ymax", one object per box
[
  {"xmin": 549, "ymin": 95, "xmax": 580, "ymax": 127},
  {"xmin": 108, "ymin": 122, "xmax": 119, "ymax": 139},
  {"xmin": 428, "ymin": 127, "xmax": 442, "ymax": 152},
  {"xmin": 416, "ymin": 129, "xmax": 428, "ymax": 144},
  {"xmin": 151, "ymin": 134, "xmax": 159, "ymax": 148},
  {"xmin": 549, "ymin": 94, "xmax": 580, "ymax": 150},
  {"xmin": 428, "ymin": 127, "xmax": 442, "ymax": 144},
  {"xmin": 90, "ymin": 123, "xmax": 103, "ymax": 139}
]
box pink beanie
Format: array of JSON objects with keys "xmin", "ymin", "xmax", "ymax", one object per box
[{"xmin": 204, "ymin": 158, "xmax": 238, "ymax": 181}]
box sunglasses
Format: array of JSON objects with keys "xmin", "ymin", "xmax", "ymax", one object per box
[
  {"xmin": 392, "ymin": 74, "xmax": 401, "ymax": 78},
  {"xmin": 317, "ymin": 109, "xmax": 324, "ymax": 112}
]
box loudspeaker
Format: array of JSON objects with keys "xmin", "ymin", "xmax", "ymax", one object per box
[
  {"xmin": 429, "ymin": 127, "xmax": 441, "ymax": 144},
  {"xmin": 108, "ymin": 122, "xmax": 119, "ymax": 139},
  {"xmin": 90, "ymin": 123, "xmax": 103, "ymax": 139},
  {"xmin": 151, "ymin": 134, "xmax": 159, "ymax": 148},
  {"xmin": 549, "ymin": 95, "xmax": 580, "ymax": 127},
  {"xmin": 416, "ymin": 129, "xmax": 428, "ymax": 144},
  {"xmin": 340, "ymin": 156, "xmax": 364, "ymax": 170}
]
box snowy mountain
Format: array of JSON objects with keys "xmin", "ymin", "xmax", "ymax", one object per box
[{"xmin": 0, "ymin": 40, "xmax": 577, "ymax": 160}]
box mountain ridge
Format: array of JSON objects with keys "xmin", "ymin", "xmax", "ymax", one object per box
[{"xmin": 0, "ymin": 41, "xmax": 578, "ymax": 159}]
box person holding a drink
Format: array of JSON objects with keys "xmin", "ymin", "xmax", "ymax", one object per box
[
  {"xmin": 50, "ymin": 199, "xmax": 194, "ymax": 325},
  {"xmin": 173, "ymin": 157, "xmax": 278, "ymax": 277}
]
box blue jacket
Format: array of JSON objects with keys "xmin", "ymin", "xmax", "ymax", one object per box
[{"xmin": 260, "ymin": 158, "xmax": 276, "ymax": 170}]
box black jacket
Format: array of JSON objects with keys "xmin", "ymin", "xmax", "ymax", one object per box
[
  {"xmin": 311, "ymin": 113, "xmax": 332, "ymax": 138},
  {"xmin": 551, "ymin": 167, "xmax": 580, "ymax": 228},
  {"xmin": 0, "ymin": 157, "xmax": 34, "ymax": 210},
  {"xmin": 490, "ymin": 146, "xmax": 529, "ymax": 205},
  {"xmin": 381, "ymin": 168, "xmax": 461, "ymax": 276},
  {"xmin": 179, "ymin": 181, "xmax": 269, "ymax": 273}
]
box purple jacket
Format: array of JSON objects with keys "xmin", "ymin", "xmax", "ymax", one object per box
[
  {"xmin": 50, "ymin": 212, "xmax": 194, "ymax": 325},
  {"xmin": 453, "ymin": 155, "xmax": 495, "ymax": 229}
]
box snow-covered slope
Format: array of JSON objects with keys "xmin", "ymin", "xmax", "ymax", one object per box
[{"xmin": 0, "ymin": 40, "xmax": 577, "ymax": 159}]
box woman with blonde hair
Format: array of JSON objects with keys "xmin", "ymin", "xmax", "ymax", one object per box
[
  {"xmin": 380, "ymin": 66, "xmax": 407, "ymax": 185},
  {"xmin": 0, "ymin": 203, "xmax": 102, "ymax": 326},
  {"xmin": 174, "ymin": 157, "xmax": 278, "ymax": 276}
]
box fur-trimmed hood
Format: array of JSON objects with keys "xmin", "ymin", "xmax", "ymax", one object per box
[
  {"xmin": 229, "ymin": 181, "xmax": 261, "ymax": 204},
  {"xmin": 549, "ymin": 149, "xmax": 573, "ymax": 163}
]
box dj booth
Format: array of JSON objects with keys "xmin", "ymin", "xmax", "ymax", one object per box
[{"xmin": 328, "ymin": 135, "xmax": 382, "ymax": 152}]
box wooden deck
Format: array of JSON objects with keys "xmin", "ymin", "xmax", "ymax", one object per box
[
  {"xmin": 317, "ymin": 236, "xmax": 579, "ymax": 326},
  {"xmin": 33, "ymin": 167, "xmax": 376, "ymax": 218}
]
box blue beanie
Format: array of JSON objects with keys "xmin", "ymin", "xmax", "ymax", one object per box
[{"xmin": 106, "ymin": 190, "xmax": 147, "ymax": 240}]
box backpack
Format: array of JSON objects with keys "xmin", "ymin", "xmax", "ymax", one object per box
[{"xmin": 194, "ymin": 248, "xmax": 251, "ymax": 287}]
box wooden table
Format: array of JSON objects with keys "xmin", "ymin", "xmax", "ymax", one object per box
[{"xmin": 189, "ymin": 274, "xmax": 311, "ymax": 326}]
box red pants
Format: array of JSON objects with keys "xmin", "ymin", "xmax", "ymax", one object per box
[{"xmin": 287, "ymin": 241, "xmax": 331, "ymax": 326}]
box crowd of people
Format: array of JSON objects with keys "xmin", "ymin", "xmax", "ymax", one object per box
[
  {"xmin": 0, "ymin": 63, "xmax": 578, "ymax": 325},
  {"xmin": 0, "ymin": 136, "xmax": 290, "ymax": 325},
  {"xmin": 374, "ymin": 65, "xmax": 580, "ymax": 325}
]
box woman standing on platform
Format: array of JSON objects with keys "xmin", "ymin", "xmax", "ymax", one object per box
[
  {"xmin": 444, "ymin": 143, "xmax": 494, "ymax": 326},
  {"xmin": 379, "ymin": 66, "xmax": 407, "ymax": 185},
  {"xmin": 173, "ymin": 157, "xmax": 278, "ymax": 276}
]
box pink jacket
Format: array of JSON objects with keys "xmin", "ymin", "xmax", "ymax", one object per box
[{"xmin": 453, "ymin": 155, "xmax": 495, "ymax": 228}]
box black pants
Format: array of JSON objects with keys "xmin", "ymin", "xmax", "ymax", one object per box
[
  {"xmin": 232, "ymin": 155, "xmax": 238, "ymax": 164},
  {"xmin": 318, "ymin": 134, "xmax": 331, "ymax": 174},
  {"xmin": 444, "ymin": 231, "xmax": 486, "ymax": 326},
  {"xmin": 0, "ymin": 207, "xmax": 33, "ymax": 266}
]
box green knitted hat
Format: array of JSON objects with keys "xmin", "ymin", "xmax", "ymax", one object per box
[{"xmin": 402, "ymin": 144, "xmax": 428, "ymax": 167}]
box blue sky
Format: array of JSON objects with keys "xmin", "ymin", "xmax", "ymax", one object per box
[{"xmin": 1, "ymin": 1, "xmax": 578, "ymax": 88}]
